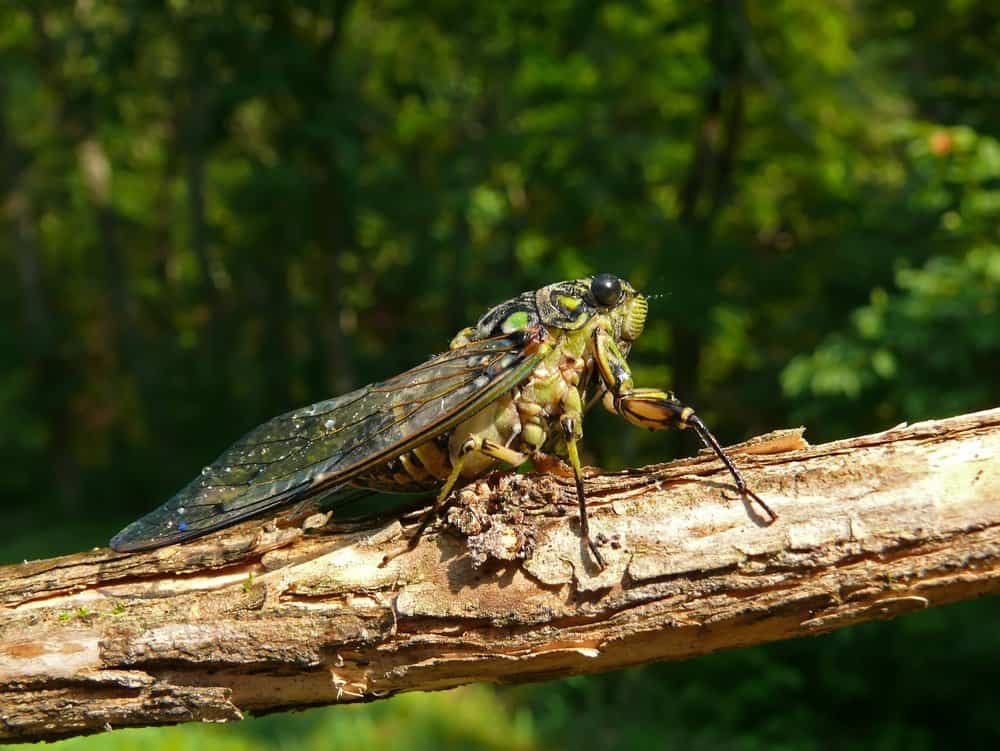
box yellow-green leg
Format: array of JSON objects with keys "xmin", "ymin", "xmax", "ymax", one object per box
[{"xmin": 591, "ymin": 328, "xmax": 776, "ymax": 522}]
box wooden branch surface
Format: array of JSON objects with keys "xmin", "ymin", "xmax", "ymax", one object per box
[{"xmin": 2, "ymin": 408, "xmax": 999, "ymax": 743}]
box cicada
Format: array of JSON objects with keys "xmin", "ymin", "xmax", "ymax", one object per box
[{"xmin": 110, "ymin": 274, "xmax": 774, "ymax": 565}]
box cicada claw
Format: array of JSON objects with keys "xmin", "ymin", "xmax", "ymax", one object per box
[{"xmin": 723, "ymin": 484, "xmax": 778, "ymax": 524}]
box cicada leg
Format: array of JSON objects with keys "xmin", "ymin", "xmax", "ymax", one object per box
[
  {"xmin": 541, "ymin": 375, "xmax": 608, "ymax": 570},
  {"xmin": 560, "ymin": 413, "xmax": 606, "ymax": 569},
  {"xmin": 380, "ymin": 436, "xmax": 529, "ymax": 566},
  {"xmin": 591, "ymin": 328, "xmax": 776, "ymax": 523}
]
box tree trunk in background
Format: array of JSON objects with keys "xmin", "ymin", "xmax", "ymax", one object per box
[
  {"xmin": 671, "ymin": 0, "xmax": 748, "ymax": 425},
  {"xmin": 320, "ymin": 0, "xmax": 358, "ymax": 394},
  {"xmin": 186, "ymin": 78, "xmax": 220, "ymax": 345},
  {"xmin": 0, "ymin": 76, "xmax": 83, "ymax": 511},
  {"xmin": 324, "ymin": 205, "xmax": 357, "ymax": 395}
]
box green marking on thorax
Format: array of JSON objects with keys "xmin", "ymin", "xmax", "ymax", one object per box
[
  {"xmin": 554, "ymin": 315, "xmax": 608, "ymax": 358},
  {"xmin": 502, "ymin": 310, "xmax": 531, "ymax": 332},
  {"xmin": 559, "ymin": 295, "xmax": 582, "ymax": 311}
]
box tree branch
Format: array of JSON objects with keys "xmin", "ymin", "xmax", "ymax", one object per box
[{"xmin": 2, "ymin": 408, "xmax": 999, "ymax": 743}]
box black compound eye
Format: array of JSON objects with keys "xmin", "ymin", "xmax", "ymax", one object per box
[{"xmin": 590, "ymin": 273, "xmax": 623, "ymax": 307}]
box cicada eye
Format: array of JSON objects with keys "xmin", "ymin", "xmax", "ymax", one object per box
[{"xmin": 590, "ymin": 273, "xmax": 623, "ymax": 307}]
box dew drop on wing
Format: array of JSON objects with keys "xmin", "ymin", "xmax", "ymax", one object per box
[
  {"xmin": 178, "ymin": 522, "xmax": 188, "ymax": 532},
  {"xmin": 201, "ymin": 466, "xmax": 211, "ymax": 475},
  {"xmin": 178, "ymin": 506, "xmax": 186, "ymax": 515},
  {"xmin": 325, "ymin": 418, "xmax": 335, "ymax": 430}
]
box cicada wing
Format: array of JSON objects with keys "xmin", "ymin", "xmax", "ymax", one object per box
[{"xmin": 109, "ymin": 330, "xmax": 546, "ymax": 551}]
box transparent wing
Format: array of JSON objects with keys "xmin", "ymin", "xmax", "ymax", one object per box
[{"xmin": 110, "ymin": 330, "xmax": 545, "ymax": 551}]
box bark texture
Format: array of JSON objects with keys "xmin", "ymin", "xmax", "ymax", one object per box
[{"xmin": 2, "ymin": 408, "xmax": 998, "ymax": 743}]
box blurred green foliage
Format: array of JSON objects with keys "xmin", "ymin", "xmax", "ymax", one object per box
[
  {"xmin": 2, "ymin": 0, "xmax": 998, "ymax": 748},
  {"xmin": 50, "ymin": 686, "xmax": 538, "ymax": 751}
]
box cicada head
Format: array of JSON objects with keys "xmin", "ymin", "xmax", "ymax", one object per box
[
  {"xmin": 461, "ymin": 273, "xmax": 647, "ymax": 352},
  {"xmin": 534, "ymin": 273, "xmax": 647, "ymax": 343}
]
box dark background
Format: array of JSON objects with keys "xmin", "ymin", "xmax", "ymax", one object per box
[{"xmin": 3, "ymin": 1, "xmax": 998, "ymax": 749}]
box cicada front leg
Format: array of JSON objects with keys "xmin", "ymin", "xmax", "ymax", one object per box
[{"xmin": 591, "ymin": 328, "xmax": 776, "ymax": 522}]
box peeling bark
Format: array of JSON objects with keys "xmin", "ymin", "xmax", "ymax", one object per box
[{"xmin": 1, "ymin": 409, "xmax": 998, "ymax": 743}]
